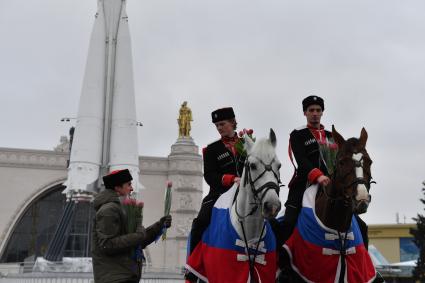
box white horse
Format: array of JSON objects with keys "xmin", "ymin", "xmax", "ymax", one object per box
[{"xmin": 186, "ymin": 129, "xmax": 282, "ymax": 283}]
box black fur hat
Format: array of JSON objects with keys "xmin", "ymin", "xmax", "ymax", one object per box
[
  {"xmin": 211, "ymin": 107, "xmax": 235, "ymax": 123},
  {"xmin": 103, "ymin": 169, "xmax": 133, "ymax": 189},
  {"xmin": 302, "ymin": 95, "xmax": 324, "ymax": 111}
]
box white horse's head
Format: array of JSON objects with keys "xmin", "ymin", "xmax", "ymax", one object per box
[{"xmin": 242, "ymin": 129, "xmax": 282, "ymax": 219}]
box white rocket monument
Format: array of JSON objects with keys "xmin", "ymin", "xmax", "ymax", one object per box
[
  {"xmin": 43, "ymin": 0, "xmax": 142, "ymax": 261},
  {"xmin": 63, "ymin": 0, "xmax": 141, "ymax": 199}
]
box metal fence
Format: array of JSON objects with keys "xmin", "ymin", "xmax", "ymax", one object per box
[
  {"xmin": 0, "ymin": 278, "xmax": 183, "ymax": 283},
  {"xmin": 0, "ymin": 279, "xmax": 183, "ymax": 283},
  {"xmin": 0, "ymin": 263, "xmax": 184, "ymax": 283},
  {"xmin": 0, "ymin": 274, "xmax": 184, "ymax": 283}
]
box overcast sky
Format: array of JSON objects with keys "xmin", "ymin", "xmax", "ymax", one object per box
[{"xmin": 0, "ymin": 0, "xmax": 424, "ymax": 224}]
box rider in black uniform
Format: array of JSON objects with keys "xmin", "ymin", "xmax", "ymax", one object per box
[{"xmin": 188, "ymin": 107, "xmax": 246, "ymax": 254}]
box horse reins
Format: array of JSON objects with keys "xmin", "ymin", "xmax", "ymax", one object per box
[
  {"xmin": 239, "ymin": 218, "xmax": 266, "ymax": 283},
  {"xmin": 322, "ymin": 152, "xmax": 375, "ymax": 204},
  {"xmin": 320, "ymin": 152, "xmax": 374, "ymax": 282},
  {"xmin": 233, "ymin": 155, "xmax": 281, "ymax": 282},
  {"xmin": 234, "ymin": 156, "xmax": 281, "ymax": 219}
]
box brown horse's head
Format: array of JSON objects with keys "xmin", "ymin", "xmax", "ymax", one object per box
[{"xmin": 332, "ymin": 125, "xmax": 372, "ymax": 214}]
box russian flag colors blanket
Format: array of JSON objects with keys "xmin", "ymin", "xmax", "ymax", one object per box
[
  {"xmin": 186, "ymin": 185, "xmax": 277, "ymax": 283},
  {"xmin": 284, "ymin": 184, "xmax": 376, "ymax": 283}
]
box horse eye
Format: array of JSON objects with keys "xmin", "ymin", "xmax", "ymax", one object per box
[{"xmin": 250, "ymin": 163, "xmax": 257, "ymax": 170}]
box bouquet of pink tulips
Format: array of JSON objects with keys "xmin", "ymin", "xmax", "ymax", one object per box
[
  {"xmin": 121, "ymin": 197, "xmax": 145, "ymax": 263},
  {"xmin": 121, "ymin": 197, "xmax": 144, "ymax": 233}
]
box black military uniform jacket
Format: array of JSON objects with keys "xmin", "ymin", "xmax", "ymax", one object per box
[
  {"xmin": 203, "ymin": 139, "xmax": 245, "ymax": 197},
  {"xmin": 289, "ymin": 126, "xmax": 332, "ymax": 186}
]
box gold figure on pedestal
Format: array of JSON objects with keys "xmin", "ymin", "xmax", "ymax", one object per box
[{"xmin": 178, "ymin": 101, "xmax": 193, "ymax": 137}]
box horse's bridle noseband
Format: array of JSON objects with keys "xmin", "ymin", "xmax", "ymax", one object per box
[
  {"xmin": 338, "ymin": 154, "xmax": 375, "ymax": 191},
  {"xmin": 235, "ymin": 156, "xmax": 282, "ymax": 219},
  {"xmin": 245, "ymin": 157, "xmax": 281, "ymax": 195},
  {"xmin": 325, "ymin": 151, "xmax": 375, "ymax": 206}
]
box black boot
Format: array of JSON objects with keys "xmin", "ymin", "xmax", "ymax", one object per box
[
  {"xmin": 280, "ymin": 206, "xmax": 300, "ymax": 244},
  {"xmin": 355, "ymin": 214, "xmax": 369, "ymax": 249},
  {"xmin": 184, "ymin": 270, "xmax": 199, "ymax": 282},
  {"xmin": 189, "ymin": 218, "xmax": 202, "ymax": 254},
  {"xmin": 277, "ymin": 248, "xmax": 305, "ymax": 283},
  {"xmin": 188, "ymin": 196, "xmax": 217, "ymax": 254}
]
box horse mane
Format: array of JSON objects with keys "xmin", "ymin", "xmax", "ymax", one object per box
[
  {"xmin": 339, "ymin": 137, "xmax": 363, "ymax": 154},
  {"xmin": 345, "ymin": 137, "xmax": 359, "ymax": 146},
  {"xmin": 250, "ymin": 138, "xmax": 275, "ymax": 163}
]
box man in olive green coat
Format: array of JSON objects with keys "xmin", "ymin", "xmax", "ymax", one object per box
[{"xmin": 92, "ymin": 169, "xmax": 172, "ymax": 283}]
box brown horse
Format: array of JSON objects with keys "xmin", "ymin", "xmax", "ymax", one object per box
[
  {"xmin": 315, "ymin": 126, "xmax": 371, "ymax": 233},
  {"xmin": 280, "ymin": 126, "xmax": 380, "ymax": 283}
]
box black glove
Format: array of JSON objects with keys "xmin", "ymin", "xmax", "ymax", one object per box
[
  {"xmin": 135, "ymin": 225, "xmax": 145, "ymax": 234},
  {"xmin": 160, "ymin": 215, "xmax": 172, "ymax": 228}
]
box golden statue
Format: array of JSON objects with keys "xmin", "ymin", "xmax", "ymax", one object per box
[{"xmin": 178, "ymin": 101, "xmax": 193, "ymax": 137}]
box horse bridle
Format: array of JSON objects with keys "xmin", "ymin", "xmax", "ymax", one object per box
[
  {"xmin": 322, "ymin": 150, "xmax": 376, "ymax": 264},
  {"xmin": 234, "ymin": 156, "xmax": 282, "ymax": 220},
  {"xmin": 324, "ymin": 151, "xmax": 375, "ymax": 205}
]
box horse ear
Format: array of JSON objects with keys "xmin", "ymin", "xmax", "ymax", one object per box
[
  {"xmin": 332, "ymin": 125, "xmax": 345, "ymax": 147},
  {"xmin": 244, "ymin": 134, "xmax": 254, "ymax": 153},
  {"xmin": 359, "ymin": 127, "xmax": 368, "ymax": 148},
  {"xmin": 269, "ymin": 128, "xmax": 277, "ymax": 147}
]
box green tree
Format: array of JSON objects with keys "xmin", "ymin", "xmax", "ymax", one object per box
[{"xmin": 410, "ymin": 181, "xmax": 425, "ymax": 281}]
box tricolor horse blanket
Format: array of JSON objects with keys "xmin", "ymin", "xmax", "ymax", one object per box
[
  {"xmin": 186, "ymin": 185, "xmax": 277, "ymax": 283},
  {"xmin": 283, "ymin": 185, "xmax": 376, "ymax": 283}
]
